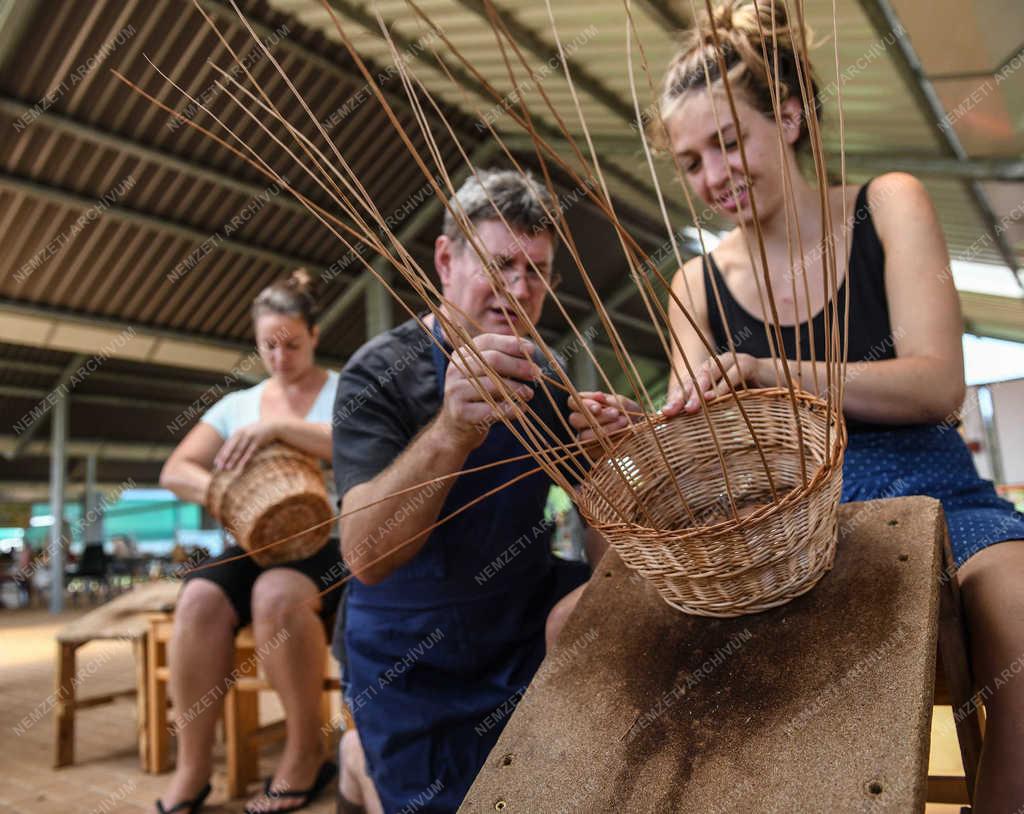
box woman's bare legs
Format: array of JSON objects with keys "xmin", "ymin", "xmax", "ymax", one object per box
[
  {"xmin": 957, "ymin": 539, "xmax": 1024, "ymax": 814},
  {"xmin": 244, "ymin": 568, "xmax": 329, "ymax": 812},
  {"xmin": 159, "ymin": 579, "xmax": 238, "ymax": 808}
]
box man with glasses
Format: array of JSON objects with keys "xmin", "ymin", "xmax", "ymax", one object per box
[{"xmin": 332, "ymin": 169, "xmax": 605, "ymax": 813}]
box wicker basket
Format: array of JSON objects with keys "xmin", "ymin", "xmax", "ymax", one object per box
[
  {"xmin": 576, "ymin": 388, "xmax": 845, "ymax": 617},
  {"xmin": 206, "ymin": 442, "xmax": 333, "ymax": 567}
]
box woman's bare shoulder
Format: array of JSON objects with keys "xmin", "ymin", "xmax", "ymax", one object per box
[
  {"xmin": 863, "ymin": 173, "xmax": 932, "ymax": 221},
  {"xmin": 672, "ymin": 255, "xmax": 709, "ymax": 316}
]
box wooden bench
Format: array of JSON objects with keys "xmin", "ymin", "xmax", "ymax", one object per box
[
  {"xmin": 460, "ymin": 497, "xmax": 983, "ymax": 812},
  {"xmin": 53, "ymin": 579, "xmax": 180, "ymax": 769}
]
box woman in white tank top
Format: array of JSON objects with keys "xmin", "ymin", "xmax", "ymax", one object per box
[{"xmin": 157, "ymin": 269, "xmax": 343, "ymax": 814}]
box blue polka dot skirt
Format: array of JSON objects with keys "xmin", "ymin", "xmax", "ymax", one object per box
[{"xmin": 841, "ymin": 423, "xmax": 1024, "ymax": 567}]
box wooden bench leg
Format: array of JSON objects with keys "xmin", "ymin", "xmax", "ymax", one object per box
[
  {"xmin": 147, "ymin": 622, "xmax": 171, "ymax": 773},
  {"xmin": 937, "ymin": 537, "xmax": 984, "ymax": 804},
  {"xmin": 53, "ymin": 641, "xmax": 78, "ymax": 768},
  {"xmin": 133, "ymin": 636, "xmax": 150, "ymax": 772},
  {"xmin": 225, "ymin": 644, "xmax": 260, "ymax": 797}
]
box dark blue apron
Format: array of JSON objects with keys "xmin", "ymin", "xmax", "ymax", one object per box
[{"xmin": 343, "ymin": 320, "xmax": 589, "ymax": 813}]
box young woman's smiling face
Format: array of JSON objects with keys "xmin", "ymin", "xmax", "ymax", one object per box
[{"xmin": 665, "ymin": 88, "xmax": 803, "ymax": 225}]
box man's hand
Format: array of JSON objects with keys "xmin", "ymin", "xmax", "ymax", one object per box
[
  {"xmin": 662, "ymin": 353, "xmax": 771, "ymax": 416},
  {"xmin": 568, "ymin": 391, "xmax": 641, "ymax": 446},
  {"xmin": 438, "ymin": 333, "xmax": 541, "ymax": 449},
  {"xmin": 214, "ymin": 421, "xmax": 279, "ymax": 471}
]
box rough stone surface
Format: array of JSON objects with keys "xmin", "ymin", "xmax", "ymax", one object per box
[{"xmin": 459, "ymin": 497, "xmax": 945, "ymax": 814}]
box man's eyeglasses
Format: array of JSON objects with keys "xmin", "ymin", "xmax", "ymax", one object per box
[{"xmin": 478, "ymin": 266, "xmax": 562, "ymax": 292}]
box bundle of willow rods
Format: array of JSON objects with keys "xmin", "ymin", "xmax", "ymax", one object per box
[{"xmin": 119, "ymin": 0, "xmax": 851, "ymax": 615}]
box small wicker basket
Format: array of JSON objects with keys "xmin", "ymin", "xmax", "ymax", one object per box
[
  {"xmin": 206, "ymin": 442, "xmax": 333, "ymax": 567},
  {"xmin": 576, "ymin": 388, "xmax": 844, "ymax": 618}
]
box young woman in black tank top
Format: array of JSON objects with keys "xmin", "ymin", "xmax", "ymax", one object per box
[{"xmin": 569, "ymin": 2, "xmax": 1024, "ymax": 808}]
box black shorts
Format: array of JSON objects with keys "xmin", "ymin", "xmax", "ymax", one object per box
[{"xmin": 181, "ymin": 540, "xmax": 347, "ymax": 629}]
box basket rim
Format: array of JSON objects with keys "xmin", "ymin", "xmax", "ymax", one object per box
[{"xmin": 577, "ymin": 387, "xmax": 847, "ymax": 538}]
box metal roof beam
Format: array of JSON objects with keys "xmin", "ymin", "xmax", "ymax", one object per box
[
  {"xmin": 0, "ymin": 384, "xmax": 191, "ymax": 413},
  {"xmin": 556, "ymin": 241, "xmax": 692, "ymax": 348},
  {"xmin": 316, "ymin": 141, "xmax": 502, "ymax": 337},
  {"xmin": 0, "ymin": 172, "xmax": 345, "ymax": 281},
  {"xmin": 558, "ymin": 291, "xmax": 657, "ymax": 336},
  {"xmin": 855, "ymin": 0, "xmax": 1023, "ymax": 290},
  {"xmin": 319, "ymin": 0, "xmax": 498, "ymax": 110},
  {"xmin": 0, "ymin": 298, "xmax": 344, "ymax": 374},
  {"xmin": 926, "ymin": 41, "xmax": 1024, "ymax": 82},
  {"xmin": 841, "ymin": 152, "xmax": 1024, "ymax": 182},
  {"xmin": 0, "ymin": 95, "xmax": 317, "ymax": 222},
  {"xmin": 199, "ymin": 0, "xmax": 428, "ymax": 123},
  {"xmin": 504, "ymin": 131, "xmax": 1024, "ymax": 182},
  {"xmin": 310, "ymin": 0, "xmax": 683, "ymax": 222},
  {"xmin": 451, "ymin": 0, "xmax": 637, "ymax": 124},
  {"xmin": 635, "ymin": 0, "xmax": 689, "ymax": 33},
  {"xmin": 0, "ymin": 434, "xmax": 173, "ymax": 462},
  {"xmin": 6, "ymin": 354, "xmax": 85, "ymax": 461},
  {"xmin": 0, "ymin": 0, "xmax": 41, "ymax": 74},
  {"xmin": 0, "ymin": 359, "xmax": 236, "ymax": 395}
]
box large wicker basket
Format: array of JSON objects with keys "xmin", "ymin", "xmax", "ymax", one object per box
[
  {"xmin": 206, "ymin": 442, "xmax": 333, "ymax": 567},
  {"xmin": 576, "ymin": 388, "xmax": 844, "ymax": 617}
]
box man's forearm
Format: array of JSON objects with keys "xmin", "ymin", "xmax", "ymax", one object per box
[{"xmin": 340, "ymin": 419, "xmax": 472, "ymax": 584}]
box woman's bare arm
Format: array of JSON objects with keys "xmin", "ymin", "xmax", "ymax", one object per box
[
  {"xmin": 159, "ymin": 422, "xmax": 223, "ymax": 505},
  {"xmin": 667, "ymin": 255, "xmax": 715, "ymax": 399},
  {"xmin": 668, "ymin": 174, "xmax": 965, "ymax": 425},
  {"xmin": 824, "ymin": 173, "xmax": 965, "ymax": 423},
  {"xmin": 268, "ymin": 419, "xmax": 332, "ymax": 460}
]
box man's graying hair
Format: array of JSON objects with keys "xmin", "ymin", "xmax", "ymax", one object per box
[{"xmin": 443, "ymin": 169, "xmax": 557, "ymax": 247}]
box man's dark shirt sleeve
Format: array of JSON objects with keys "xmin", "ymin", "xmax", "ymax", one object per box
[
  {"xmin": 331, "ymin": 348, "xmax": 414, "ymax": 507},
  {"xmin": 331, "ymin": 323, "xmax": 440, "ymax": 508}
]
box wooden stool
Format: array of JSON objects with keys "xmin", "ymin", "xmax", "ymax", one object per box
[
  {"xmin": 460, "ymin": 497, "xmax": 984, "ymax": 813},
  {"xmin": 52, "ymin": 580, "xmax": 179, "ymax": 769},
  {"xmin": 222, "ymin": 627, "xmax": 347, "ymax": 797},
  {"xmin": 145, "ymin": 612, "xmax": 350, "ymax": 797}
]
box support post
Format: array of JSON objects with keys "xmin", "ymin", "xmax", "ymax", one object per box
[
  {"xmin": 83, "ymin": 453, "xmax": 101, "ymax": 545},
  {"xmin": 48, "ymin": 390, "xmax": 68, "ymax": 614},
  {"xmin": 365, "ymin": 270, "xmax": 394, "ymax": 338}
]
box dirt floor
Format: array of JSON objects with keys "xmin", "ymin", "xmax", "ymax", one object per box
[
  {"xmin": 0, "ymin": 607, "xmax": 335, "ymax": 814},
  {"xmin": 0, "ymin": 606, "xmax": 967, "ymax": 813}
]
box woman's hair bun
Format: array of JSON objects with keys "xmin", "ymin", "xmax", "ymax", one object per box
[
  {"xmin": 656, "ymin": 0, "xmax": 822, "ymax": 154},
  {"xmin": 252, "ymin": 267, "xmax": 320, "ymax": 330}
]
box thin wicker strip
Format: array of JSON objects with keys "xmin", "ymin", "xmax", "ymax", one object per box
[
  {"xmin": 577, "ymin": 388, "xmax": 844, "ymax": 617},
  {"xmin": 206, "ymin": 442, "xmax": 332, "ymax": 567}
]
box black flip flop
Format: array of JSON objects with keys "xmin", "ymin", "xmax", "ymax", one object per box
[
  {"xmin": 155, "ymin": 782, "xmax": 211, "ymax": 814},
  {"xmin": 244, "ymin": 761, "xmax": 338, "ymax": 814}
]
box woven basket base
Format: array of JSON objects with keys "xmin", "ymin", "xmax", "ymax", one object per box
[{"xmin": 247, "ymin": 493, "xmax": 332, "ymax": 567}]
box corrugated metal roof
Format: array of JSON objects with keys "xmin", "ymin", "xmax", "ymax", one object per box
[
  {"xmin": 257, "ymin": 0, "xmax": 1022, "ymax": 281},
  {"xmin": 0, "ymin": 0, "xmax": 484, "ymax": 348}
]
